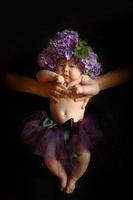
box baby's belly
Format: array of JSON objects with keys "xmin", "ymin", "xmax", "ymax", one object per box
[{"xmin": 50, "ymin": 98, "xmax": 85, "ymax": 124}]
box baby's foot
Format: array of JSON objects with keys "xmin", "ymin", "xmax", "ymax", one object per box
[
  {"xmin": 65, "ymin": 178, "xmax": 76, "ymax": 194},
  {"xmin": 56, "ymin": 75, "xmax": 64, "ymax": 84},
  {"xmin": 59, "ymin": 176, "xmax": 67, "ymax": 192}
]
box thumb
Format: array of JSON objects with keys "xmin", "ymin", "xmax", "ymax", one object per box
[{"xmin": 81, "ymin": 96, "xmax": 91, "ymax": 109}]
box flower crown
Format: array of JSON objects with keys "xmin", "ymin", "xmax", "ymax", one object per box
[{"xmin": 37, "ymin": 30, "xmax": 102, "ymax": 79}]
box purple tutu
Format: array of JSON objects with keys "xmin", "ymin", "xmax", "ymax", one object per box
[{"xmin": 21, "ymin": 110, "xmax": 102, "ymax": 170}]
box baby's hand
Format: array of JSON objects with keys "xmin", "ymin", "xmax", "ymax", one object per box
[
  {"xmin": 72, "ymin": 85, "xmax": 83, "ymax": 95},
  {"xmin": 55, "ymin": 75, "xmax": 64, "ymax": 84}
]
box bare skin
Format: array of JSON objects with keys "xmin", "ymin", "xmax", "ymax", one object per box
[
  {"xmin": 37, "ymin": 61, "xmax": 133, "ymax": 193},
  {"xmin": 0, "ymin": 72, "xmax": 68, "ymax": 101},
  {"xmin": 73, "ymin": 66, "xmax": 133, "ymax": 103},
  {"xmin": 36, "ymin": 58, "xmax": 91, "ymax": 193},
  {"xmin": 43, "ymin": 158, "xmax": 67, "ymax": 192},
  {"xmin": 1, "ymin": 65, "xmax": 132, "ymax": 193},
  {"xmin": 65, "ymin": 150, "xmax": 91, "ymax": 193},
  {"xmin": 1, "ymin": 66, "xmax": 132, "ymax": 101}
]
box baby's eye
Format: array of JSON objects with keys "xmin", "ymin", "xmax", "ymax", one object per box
[
  {"xmin": 70, "ymin": 64, "xmax": 76, "ymax": 68},
  {"xmin": 59, "ymin": 64, "xmax": 64, "ymax": 67},
  {"xmin": 57, "ymin": 64, "xmax": 64, "ymax": 68}
]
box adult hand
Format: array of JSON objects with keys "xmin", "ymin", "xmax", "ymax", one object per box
[
  {"xmin": 67, "ymin": 78, "xmax": 100, "ymax": 108},
  {"xmin": 38, "ymin": 77, "xmax": 100, "ymax": 105},
  {"xmin": 68, "ymin": 78, "xmax": 100, "ymax": 97},
  {"xmin": 49, "ymin": 82, "xmax": 68, "ymax": 102},
  {"xmin": 34, "ymin": 81, "xmax": 67, "ymax": 102}
]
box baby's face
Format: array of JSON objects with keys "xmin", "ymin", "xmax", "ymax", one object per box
[{"xmin": 55, "ymin": 58, "xmax": 81, "ymax": 83}]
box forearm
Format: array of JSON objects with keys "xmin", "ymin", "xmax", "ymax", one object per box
[
  {"xmin": 1, "ymin": 73, "xmax": 50, "ymax": 98},
  {"xmin": 36, "ymin": 70, "xmax": 57, "ymax": 82},
  {"xmin": 96, "ymin": 66, "xmax": 133, "ymax": 91}
]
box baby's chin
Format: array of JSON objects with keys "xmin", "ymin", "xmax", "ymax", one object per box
[{"xmin": 64, "ymin": 78, "xmax": 71, "ymax": 83}]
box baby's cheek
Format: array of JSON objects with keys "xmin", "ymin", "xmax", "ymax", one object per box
[{"xmin": 55, "ymin": 67, "xmax": 61, "ymax": 73}]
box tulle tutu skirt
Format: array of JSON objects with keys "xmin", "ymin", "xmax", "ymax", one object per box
[{"xmin": 21, "ymin": 110, "xmax": 103, "ymax": 170}]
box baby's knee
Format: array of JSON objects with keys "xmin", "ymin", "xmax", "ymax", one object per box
[{"xmin": 44, "ymin": 157, "xmax": 56, "ymax": 167}]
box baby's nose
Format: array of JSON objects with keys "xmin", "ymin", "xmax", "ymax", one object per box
[{"xmin": 64, "ymin": 65, "xmax": 69, "ymax": 72}]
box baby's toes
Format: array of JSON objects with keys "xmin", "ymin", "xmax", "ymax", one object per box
[{"xmin": 65, "ymin": 179, "xmax": 76, "ymax": 194}]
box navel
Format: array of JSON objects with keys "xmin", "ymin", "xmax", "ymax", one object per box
[{"xmin": 64, "ymin": 112, "xmax": 67, "ymax": 116}]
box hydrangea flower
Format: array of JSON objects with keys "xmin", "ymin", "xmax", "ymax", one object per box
[{"xmin": 37, "ymin": 30, "xmax": 102, "ymax": 79}]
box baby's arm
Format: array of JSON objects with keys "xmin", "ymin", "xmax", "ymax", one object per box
[
  {"xmin": 70, "ymin": 75, "xmax": 91, "ymax": 95},
  {"xmin": 36, "ymin": 70, "xmax": 64, "ymax": 84},
  {"xmin": 80, "ymin": 74, "xmax": 92, "ymax": 85}
]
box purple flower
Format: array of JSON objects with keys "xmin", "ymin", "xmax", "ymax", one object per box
[
  {"xmin": 37, "ymin": 30, "xmax": 103, "ymax": 78},
  {"xmin": 65, "ymin": 50, "xmax": 73, "ymax": 60},
  {"xmin": 37, "ymin": 45, "xmax": 58, "ymax": 70}
]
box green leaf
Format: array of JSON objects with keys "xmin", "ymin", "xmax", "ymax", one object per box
[
  {"xmin": 74, "ymin": 39, "xmax": 91, "ymax": 58},
  {"xmin": 84, "ymin": 69, "xmax": 92, "ymax": 75}
]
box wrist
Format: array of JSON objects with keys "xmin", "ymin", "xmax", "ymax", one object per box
[{"xmin": 94, "ymin": 77, "xmax": 101, "ymax": 94}]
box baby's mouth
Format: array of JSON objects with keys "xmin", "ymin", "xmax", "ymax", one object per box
[{"xmin": 64, "ymin": 75, "xmax": 69, "ymax": 79}]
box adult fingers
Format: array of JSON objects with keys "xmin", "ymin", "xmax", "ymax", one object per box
[
  {"xmin": 74, "ymin": 95, "xmax": 91, "ymax": 102},
  {"xmin": 50, "ymin": 89, "xmax": 61, "ymax": 97},
  {"xmin": 81, "ymin": 96, "xmax": 91, "ymax": 109},
  {"xmin": 50, "ymin": 95, "xmax": 60, "ymax": 103}
]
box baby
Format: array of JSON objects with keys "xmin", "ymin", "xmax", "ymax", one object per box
[
  {"xmin": 36, "ymin": 57, "xmax": 92, "ymax": 193},
  {"xmin": 21, "ymin": 30, "xmax": 102, "ymax": 194},
  {"xmin": 36, "ymin": 57, "xmax": 91, "ymax": 124}
]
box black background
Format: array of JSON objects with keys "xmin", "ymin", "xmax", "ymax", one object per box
[
  {"xmin": 0, "ymin": 1, "xmax": 133, "ymax": 70},
  {"xmin": 0, "ymin": 1, "xmax": 133, "ymax": 200}
]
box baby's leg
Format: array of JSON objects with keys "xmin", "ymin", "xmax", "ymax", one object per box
[
  {"xmin": 65, "ymin": 150, "xmax": 91, "ymax": 194},
  {"xmin": 44, "ymin": 158, "xmax": 67, "ymax": 191}
]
